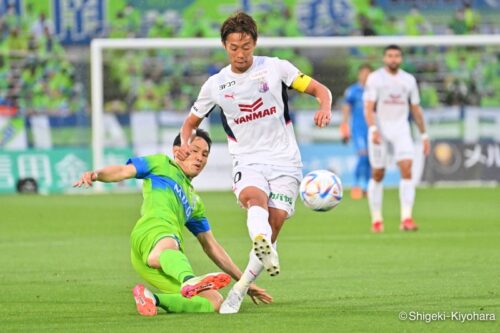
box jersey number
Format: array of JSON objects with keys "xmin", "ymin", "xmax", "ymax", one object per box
[{"xmin": 234, "ymin": 172, "xmax": 242, "ymax": 184}]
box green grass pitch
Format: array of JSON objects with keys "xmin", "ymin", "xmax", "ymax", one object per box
[{"xmin": 1, "ymin": 188, "xmax": 499, "ymax": 332}]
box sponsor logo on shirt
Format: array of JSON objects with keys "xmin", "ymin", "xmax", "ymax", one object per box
[
  {"xmin": 219, "ymin": 80, "xmax": 236, "ymax": 90},
  {"xmin": 258, "ymin": 79, "xmax": 269, "ymax": 93},
  {"xmin": 174, "ymin": 182, "xmax": 192, "ymax": 218},
  {"xmin": 250, "ymin": 70, "xmax": 268, "ymax": 80},
  {"xmin": 224, "ymin": 92, "xmax": 235, "ymax": 99},
  {"xmin": 382, "ymin": 86, "xmax": 408, "ymax": 105},
  {"xmin": 383, "ymin": 94, "xmax": 407, "ymax": 105},
  {"xmin": 235, "ymin": 98, "xmax": 276, "ymax": 125},
  {"xmin": 238, "ymin": 98, "xmax": 264, "ymax": 113}
]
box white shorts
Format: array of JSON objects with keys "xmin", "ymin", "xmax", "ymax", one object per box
[
  {"xmin": 232, "ymin": 163, "xmax": 302, "ymax": 218},
  {"xmin": 368, "ymin": 129, "xmax": 414, "ymax": 169}
]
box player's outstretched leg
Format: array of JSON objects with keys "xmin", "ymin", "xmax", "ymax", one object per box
[
  {"xmin": 133, "ymin": 284, "xmax": 222, "ymax": 315},
  {"xmin": 157, "ymin": 291, "xmax": 220, "ymax": 313},
  {"xmin": 220, "ymin": 249, "xmax": 264, "ymax": 314},
  {"xmin": 181, "ymin": 272, "xmax": 231, "ymax": 298},
  {"xmin": 132, "ymin": 284, "xmax": 158, "ymax": 316},
  {"xmin": 253, "ymin": 234, "xmax": 280, "ymax": 276},
  {"xmin": 245, "ymin": 204, "xmax": 280, "ymax": 276}
]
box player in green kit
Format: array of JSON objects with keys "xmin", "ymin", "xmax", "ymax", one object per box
[{"xmin": 73, "ymin": 129, "xmax": 272, "ymax": 316}]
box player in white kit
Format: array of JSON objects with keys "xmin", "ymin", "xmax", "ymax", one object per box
[
  {"xmin": 363, "ymin": 45, "xmax": 430, "ymax": 233},
  {"xmin": 177, "ymin": 12, "xmax": 332, "ymax": 313}
]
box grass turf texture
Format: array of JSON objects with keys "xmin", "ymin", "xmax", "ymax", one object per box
[{"xmin": 1, "ymin": 188, "xmax": 499, "ymax": 333}]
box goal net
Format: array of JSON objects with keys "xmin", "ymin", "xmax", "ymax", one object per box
[{"xmin": 90, "ymin": 35, "xmax": 500, "ymax": 189}]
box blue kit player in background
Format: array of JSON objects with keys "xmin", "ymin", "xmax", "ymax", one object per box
[{"xmin": 340, "ymin": 64, "xmax": 373, "ymax": 200}]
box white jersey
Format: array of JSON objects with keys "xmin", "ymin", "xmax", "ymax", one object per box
[
  {"xmin": 190, "ymin": 56, "xmax": 302, "ymax": 167},
  {"xmin": 363, "ymin": 68, "xmax": 420, "ymax": 138}
]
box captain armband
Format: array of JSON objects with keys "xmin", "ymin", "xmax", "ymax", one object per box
[{"xmin": 291, "ymin": 73, "xmax": 312, "ymax": 93}]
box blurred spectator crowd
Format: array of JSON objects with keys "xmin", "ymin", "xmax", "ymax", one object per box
[
  {"xmin": 0, "ymin": 3, "xmax": 85, "ymax": 117},
  {"xmin": 0, "ymin": 0, "xmax": 498, "ymax": 118}
]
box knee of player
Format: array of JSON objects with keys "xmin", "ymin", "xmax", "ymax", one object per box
[
  {"xmin": 147, "ymin": 238, "xmax": 181, "ymax": 268},
  {"xmin": 398, "ymin": 162, "xmax": 413, "ymax": 179},
  {"xmin": 239, "ymin": 188, "xmax": 268, "ymax": 209},
  {"xmin": 147, "ymin": 254, "xmax": 161, "ymax": 268},
  {"xmin": 372, "ymin": 169, "xmax": 385, "ymax": 182},
  {"xmin": 400, "ymin": 169, "xmax": 412, "ymax": 179}
]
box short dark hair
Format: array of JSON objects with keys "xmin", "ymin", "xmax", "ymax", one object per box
[
  {"xmin": 384, "ymin": 44, "xmax": 403, "ymax": 55},
  {"xmin": 173, "ymin": 129, "xmax": 212, "ymax": 151},
  {"xmin": 359, "ymin": 63, "xmax": 373, "ymax": 72},
  {"xmin": 220, "ymin": 12, "xmax": 258, "ymax": 43}
]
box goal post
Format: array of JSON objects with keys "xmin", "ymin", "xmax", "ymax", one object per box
[{"xmin": 90, "ymin": 35, "xmax": 500, "ymax": 190}]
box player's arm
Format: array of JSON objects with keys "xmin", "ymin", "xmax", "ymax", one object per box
[
  {"xmin": 363, "ymin": 73, "xmax": 381, "ymax": 144},
  {"xmin": 340, "ymin": 102, "xmax": 351, "ymax": 143},
  {"xmin": 410, "ymin": 104, "xmax": 430, "ymax": 155},
  {"xmin": 291, "ymin": 74, "xmax": 332, "ymax": 128},
  {"xmin": 409, "ymin": 78, "xmax": 430, "ymax": 155},
  {"xmin": 364, "ymin": 100, "xmax": 381, "ymax": 144},
  {"xmin": 73, "ymin": 164, "xmax": 137, "ymax": 188},
  {"xmin": 196, "ymin": 231, "xmax": 272, "ymax": 304},
  {"xmin": 364, "ymin": 100, "xmax": 376, "ymax": 128},
  {"xmin": 196, "ymin": 230, "xmax": 242, "ymax": 281},
  {"xmin": 178, "ymin": 113, "xmax": 203, "ymax": 160},
  {"xmin": 178, "ymin": 79, "xmax": 214, "ymax": 161}
]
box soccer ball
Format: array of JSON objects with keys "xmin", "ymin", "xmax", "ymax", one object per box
[{"xmin": 299, "ymin": 170, "xmax": 343, "ymax": 211}]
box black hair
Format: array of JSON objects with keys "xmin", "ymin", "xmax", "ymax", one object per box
[
  {"xmin": 220, "ymin": 12, "xmax": 258, "ymax": 43},
  {"xmin": 384, "ymin": 44, "xmax": 403, "ymax": 55},
  {"xmin": 173, "ymin": 129, "xmax": 212, "ymax": 151}
]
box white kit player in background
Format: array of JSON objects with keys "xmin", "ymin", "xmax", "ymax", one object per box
[
  {"xmin": 178, "ymin": 12, "xmax": 332, "ymax": 314},
  {"xmin": 363, "ymin": 44, "xmax": 431, "ymax": 233}
]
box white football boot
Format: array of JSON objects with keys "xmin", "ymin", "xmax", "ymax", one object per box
[{"xmin": 252, "ymin": 234, "xmax": 280, "ymax": 276}]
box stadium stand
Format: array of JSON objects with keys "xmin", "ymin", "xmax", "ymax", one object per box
[{"xmin": 0, "ymin": 0, "xmax": 498, "ymax": 120}]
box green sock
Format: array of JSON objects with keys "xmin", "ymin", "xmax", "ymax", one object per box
[
  {"xmin": 155, "ymin": 293, "xmax": 214, "ymax": 313},
  {"xmin": 159, "ymin": 249, "xmax": 195, "ymax": 284}
]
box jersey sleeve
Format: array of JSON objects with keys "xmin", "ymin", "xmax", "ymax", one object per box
[
  {"xmin": 190, "ymin": 77, "xmax": 216, "ymax": 118},
  {"xmin": 126, "ymin": 154, "xmax": 162, "ymax": 179},
  {"xmin": 275, "ymin": 58, "xmax": 301, "ymax": 87},
  {"xmin": 185, "ymin": 194, "xmax": 211, "ymax": 236},
  {"xmin": 409, "ymin": 77, "xmax": 421, "ymax": 105},
  {"xmin": 363, "ymin": 73, "xmax": 378, "ymax": 102}
]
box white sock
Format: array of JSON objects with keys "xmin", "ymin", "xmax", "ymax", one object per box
[
  {"xmin": 247, "ymin": 206, "xmax": 272, "ymax": 241},
  {"xmin": 233, "ymin": 250, "xmax": 264, "ymax": 293},
  {"xmin": 399, "ymin": 179, "xmax": 415, "ymax": 220},
  {"xmin": 368, "ymin": 179, "xmax": 383, "ymax": 223}
]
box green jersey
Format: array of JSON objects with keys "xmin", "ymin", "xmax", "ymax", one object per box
[{"xmin": 126, "ymin": 154, "xmax": 210, "ymax": 238}]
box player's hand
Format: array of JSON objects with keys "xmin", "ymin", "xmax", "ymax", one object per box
[
  {"xmin": 73, "ymin": 171, "xmax": 97, "ymax": 188},
  {"xmin": 422, "ymin": 137, "xmax": 430, "ymax": 156},
  {"xmin": 340, "ymin": 122, "xmax": 350, "ymax": 144},
  {"xmin": 176, "ymin": 144, "xmax": 191, "ymax": 161},
  {"xmin": 247, "ymin": 283, "xmax": 273, "ymax": 305},
  {"xmin": 314, "ymin": 109, "xmax": 331, "ymax": 128},
  {"xmin": 369, "ymin": 126, "xmax": 381, "ymax": 145}
]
